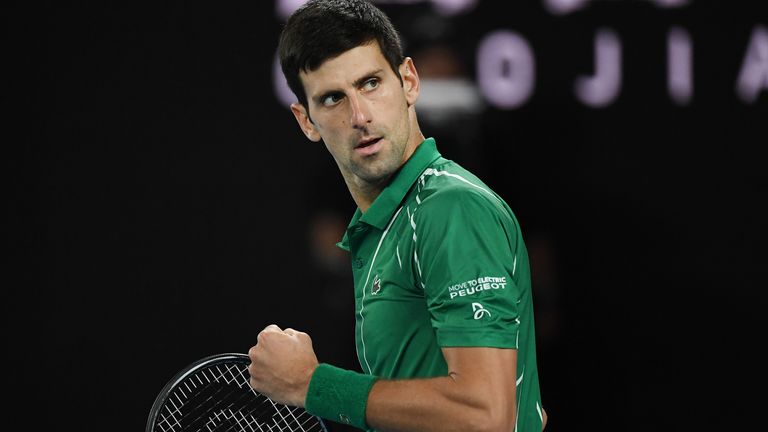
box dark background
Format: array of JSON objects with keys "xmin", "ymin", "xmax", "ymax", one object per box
[{"xmin": 5, "ymin": 1, "xmax": 766, "ymax": 430}]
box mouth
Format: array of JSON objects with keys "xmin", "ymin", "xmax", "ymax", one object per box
[
  {"xmin": 354, "ymin": 137, "xmax": 383, "ymax": 156},
  {"xmin": 356, "ymin": 137, "xmax": 382, "ymax": 148}
]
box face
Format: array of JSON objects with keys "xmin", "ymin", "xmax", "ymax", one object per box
[{"xmin": 291, "ymin": 42, "xmax": 420, "ymax": 190}]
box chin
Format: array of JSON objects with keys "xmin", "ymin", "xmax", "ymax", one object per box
[{"xmin": 367, "ymin": 167, "xmax": 400, "ymax": 185}]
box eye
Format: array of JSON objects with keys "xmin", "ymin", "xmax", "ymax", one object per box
[
  {"xmin": 321, "ymin": 93, "xmax": 344, "ymax": 107},
  {"xmin": 363, "ymin": 78, "xmax": 379, "ymax": 91}
]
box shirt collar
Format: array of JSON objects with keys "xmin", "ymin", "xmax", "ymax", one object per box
[{"xmin": 337, "ymin": 137, "xmax": 441, "ymax": 250}]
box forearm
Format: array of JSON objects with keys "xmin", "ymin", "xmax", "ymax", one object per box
[
  {"xmin": 303, "ymin": 348, "xmax": 518, "ymax": 432},
  {"xmin": 249, "ymin": 330, "xmax": 531, "ymax": 431},
  {"xmin": 366, "ymin": 374, "xmax": 514, "ymax": 432}
]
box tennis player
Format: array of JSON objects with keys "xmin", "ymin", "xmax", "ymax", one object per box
[{"xmin": 248, "ymin": 1, "xmax": 547, "ymax": 431}]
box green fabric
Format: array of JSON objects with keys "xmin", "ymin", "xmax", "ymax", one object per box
[
  {"xmin": 305, "ymin": 363, "xmax": 378, "ymax": 429},
  {"xmin": 339, "ymin": 137, "xmax": 544, "ymax": 432}
]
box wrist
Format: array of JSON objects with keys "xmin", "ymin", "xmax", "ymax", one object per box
[
  {"xmin": 304, "ymin": 363, "xmax": 378, "ymax": 429},
  {"xmin": 294, "ymin": 362, "xmax": 319, "ymax": 408}
]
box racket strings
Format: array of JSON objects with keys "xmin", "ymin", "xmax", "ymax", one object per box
[
  {"xmin": 262, "ymin": 398, "xmax": 324, "ymax": 432},
  {"xmin": 153, "ymin": 360, "xmax": 325, "ymax": 432},
  {"xmin": 158, "ymin": 365, "xmax": 277, "ymax": 431}
]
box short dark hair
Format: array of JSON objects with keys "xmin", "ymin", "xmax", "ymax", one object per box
[{"xmin": 278, "ymin": 0, "xmax": 405, "ymax": 110}]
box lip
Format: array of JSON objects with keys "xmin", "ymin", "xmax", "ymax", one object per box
[{"xmin": 354, "ymin": 137, "xmax": 383, "ymax": 156}]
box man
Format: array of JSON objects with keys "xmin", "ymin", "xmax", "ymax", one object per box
[{"xmin": 248, "ymin": 1, "xmax": 547, "ymax": 431}]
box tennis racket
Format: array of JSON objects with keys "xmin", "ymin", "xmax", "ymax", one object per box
[{"xmin": 146, "ymin": 353, "xmax": 330, "ymax": 432}]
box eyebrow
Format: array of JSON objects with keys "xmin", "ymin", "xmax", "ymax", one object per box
[
  {"xmin": 352, "ymin": 68, "xmax": 384, "ymax": 88},
  {"xmin": 313, "ymin": 68, "xmax": 385, "ymax": 104}
]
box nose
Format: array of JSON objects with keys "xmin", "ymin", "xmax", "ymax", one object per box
[{"xmin": 348, "ymin": 94, "xmax": 371, "ymax": 130}]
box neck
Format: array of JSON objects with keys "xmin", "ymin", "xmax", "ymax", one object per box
[
  {"xmin": 347, "ymin": 176, "xmax": 389, "ymax": 214},
  {"xmin": 348, "ymin": 112, "xmax": 425, "ymax": 214}
]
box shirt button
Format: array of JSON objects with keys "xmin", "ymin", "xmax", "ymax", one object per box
[
  {"xmin": 354, "ymin": 258, "xmax": 364, "ymax": 269},
  {"xmin": 339, "ymin": 414, "xmax": 351, "ymax": 424}
]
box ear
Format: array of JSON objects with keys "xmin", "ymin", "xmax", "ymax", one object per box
[
  {"xmin": 399, "ymin": 57, "xmax": 420, "ymax": 107},
  {"xmin": 290, "ymin": 103, "xmax": 321, "ymax": 142}
]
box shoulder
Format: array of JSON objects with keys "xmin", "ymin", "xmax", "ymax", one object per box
[
  {"xmin": 408, "ymin": 160, "xmax": 519, "ymax": 237},
  {"xmin": 415, "ymin": 159, "xmax": 508, "ymax": 217}
]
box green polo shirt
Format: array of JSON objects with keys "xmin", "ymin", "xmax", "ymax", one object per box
[{"xmin": 338, "ymin": 138, "xmax": 543, "ymax": 431}]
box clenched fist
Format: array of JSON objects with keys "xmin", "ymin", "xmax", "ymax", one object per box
[{"xmin": 248, "ymin": 324, "xmax": 319, "ymax": 407}]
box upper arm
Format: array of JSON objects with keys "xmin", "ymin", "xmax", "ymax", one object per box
[
  {"xmin": 441, "ymin": 346, "xmax": 518, "ymax": 430},
  {"xmin": 414, "ymin": 187, "xmax": 523, "ymax": 349},
  {"xmin": 364, "ymin": 347, "xmax": 520, "ymax": 432}
]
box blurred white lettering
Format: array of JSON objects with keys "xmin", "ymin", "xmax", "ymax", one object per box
[
  {"xmin": 544, "ymin": 0, "xmax": 688, "ymax": 16},
  {"xmin": 651, "ymin": 0, "xmax": 689, "ymax": 8},
  {"xmin": 425, "ymin": 0, "xmax": 478, "ymax": 15},
  {"xmin": 736, "ymin": 25, "xmax": 768, "ymax": 104},
  {"xmin": 543, "ymin": 0, "xmax": 589, "ymax": 16},
  {"xmin": 276, "ymin": 0, "xmax": 307, "ymax": 20},
  {"xmin": 575, "ymin": 28, "xmax": 622, "ymax": 108},
  {"xmin": 271, "ymin": 1, "xmax": 763, "ymax": 109},
  {"xmin": 477, "ymin": 30, "xmax": 535, "ymax": 109},
  {"xmin": 276, "ymin": 0, "xmax": 476, "ymax": 20},
  {"xmin": 668, "ymin": 27, "xmax": 693, "ymax": 105}
]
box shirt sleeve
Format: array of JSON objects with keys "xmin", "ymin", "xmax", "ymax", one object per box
[{"xmin": 414, "ymin": 186, "xmax": 523, "ymax": 348}]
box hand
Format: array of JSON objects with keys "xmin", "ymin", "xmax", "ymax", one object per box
[{"xmin": 247, "ymin": 324, "xmax": 319, "ymax": 407}]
